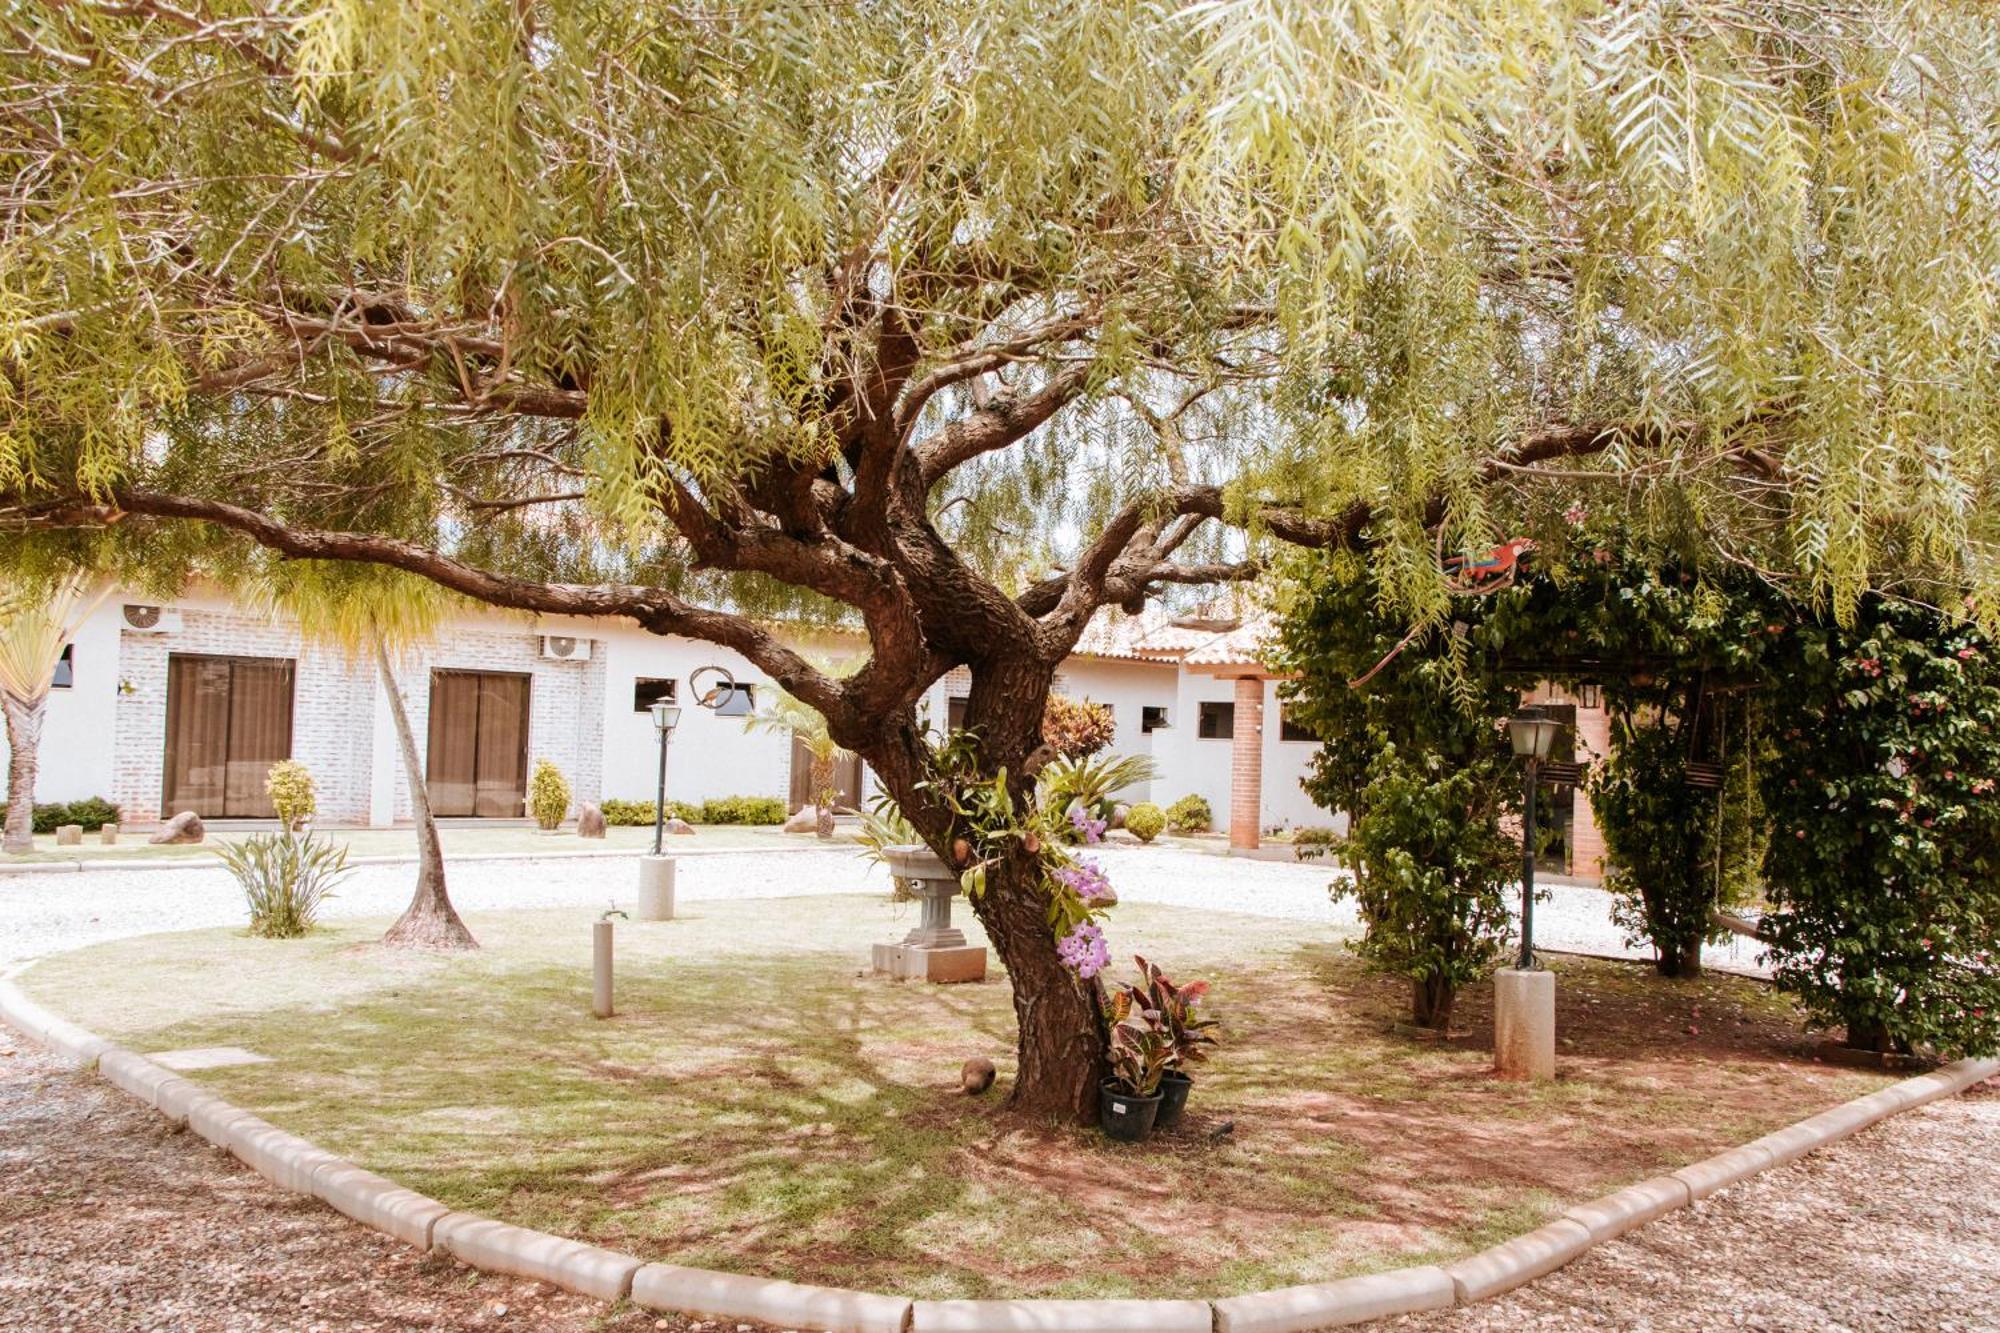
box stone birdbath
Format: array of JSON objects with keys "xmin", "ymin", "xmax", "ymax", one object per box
[{"xmin": 872, "ymin": 844, "xmax": 988, "ymax": 984}]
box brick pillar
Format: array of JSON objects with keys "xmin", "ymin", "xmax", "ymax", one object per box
[
  {"xmin": 1569, "ymin": 701, "xmax": 1612, "ymax": 882},
  {"xmin": 1229, "ymin": 675, "xmax": 1264, "ymax": 850}
]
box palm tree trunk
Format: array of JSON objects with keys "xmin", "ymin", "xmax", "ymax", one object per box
[
  {"xmin": 2, "ymin": 692, "xmax": 42, "ymax": 854},
  {"xmin": 811, "ymin": 753, "xmax": 836, "ymax": 839},
  {"xmin": 373, "ymin": 634, "xmax": 476, "ymax": 951}
]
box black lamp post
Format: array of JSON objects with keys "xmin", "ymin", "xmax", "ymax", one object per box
[
  {"xmin": 649, "ymin": 699, "xmax": 682, "ymax": 855},
  {"xmin": 1507, "ymin": 708, "xmax": 1564, "ymax": 970}
]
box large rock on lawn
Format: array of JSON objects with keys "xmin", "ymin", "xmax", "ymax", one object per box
[
  {"xmin": 664, "ymin": 816, "xmax": 697, "ymax": 836},
  {"xmin": 575, "ymin": 802, "xmax": 607, "ymax": 839},
  {"xmin": 782, "ymin": 807, "xmax": 818, "ymax": 834},
  {"xmin": 149, "ymin": 811, "xmax": 205, "ymax": 845}
]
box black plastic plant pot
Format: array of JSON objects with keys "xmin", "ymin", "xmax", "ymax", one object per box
[
  {"xmin": 1099, "ymin": 1079, "xmax": 1163, "ymax": 1142},
  {"xmin": 1154, "ymin": 1071, "xmax": 1192, "ymax": 1129}
]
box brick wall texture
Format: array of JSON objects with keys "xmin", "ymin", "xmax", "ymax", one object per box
[{"xmin": 113, "ymin": 608, "xmax": 604, "ymax": 826}]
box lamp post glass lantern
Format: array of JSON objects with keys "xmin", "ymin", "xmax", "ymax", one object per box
[
  {"xmin": 650, "ymin": 700, "xmax": 682, "ymax": 854},
  {"xmin": 1507, "ymin": 709, "xmax": 1565, "ymax": 970}
]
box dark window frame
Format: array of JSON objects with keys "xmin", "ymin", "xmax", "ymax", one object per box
[
  {"xmin": 1279, "ymin": 706, "xmax": 1317, "ymax": 743},
  {"xmin": 712, "ymin": 682, "xmax": 756, "ymax": 717},
  {"xmin": 633, "ymin": 677, "xmax": 678, "ymax": 713},
  {"xmin": 1141, "ymin": 704, "xmax": 1169, "ymax": 734},
  {"xmin": 1197, "ymin": 700, "xmax": 1235, "ymax": 740}
]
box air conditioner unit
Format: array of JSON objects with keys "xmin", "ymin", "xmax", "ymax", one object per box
[
  {"xmin": 541, "ymin": 634, "xmax": 592, "ymax": 662},
  {"xmin": 122, "ymin": 604, "xmax": 183, "ymax": 633}
]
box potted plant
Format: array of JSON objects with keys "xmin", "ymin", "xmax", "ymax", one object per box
[
  {"xmin": 1101, "ymin": 996, "xmax": 1173, "ymax": 1142},
  {"xmin": 1134, "ymin": 954, "xmax": 1217, "ymax": 1129}
]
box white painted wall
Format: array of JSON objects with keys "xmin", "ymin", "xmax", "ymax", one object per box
[{"xmin": 21, "ymin": 589, "xmax": 1343, "ymax": 832}]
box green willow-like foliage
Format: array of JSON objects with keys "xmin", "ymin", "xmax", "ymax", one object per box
[{"xmin": 0, "ymin": 1, "xmax": 1994, "ymax": 618}]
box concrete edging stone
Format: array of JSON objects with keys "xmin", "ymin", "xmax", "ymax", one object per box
[
  {"xmin": 636, "ymin": 1264, "xmax": 912, "ymax": 1332},
  {"xmin": 3, "ymin": 971, "xmax": 1996, "ymax": 1331}
]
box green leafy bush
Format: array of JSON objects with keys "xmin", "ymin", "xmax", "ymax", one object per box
[
  {"xmin": 598, "ymin": 795, "xmax": 785, "ymax": 825},
  {"xmin": 698, "ymin": 794, "xmax": 787, "ymax": 825},
  {"xmin": 1164, "ymin": 794, "xmax": 1212, "ymax": 834},
  {"xmin": 1760, "ymin": 605, "xmax": 2000, "ymax": 1056},
  {"xmin": 0, "ymin": 797, "xmax": 122, "ymax": 833},
  {"xmin": 219, "ymin": 831, "xmax": 350, "ymax": 939},
  {"xmin": 1291, "ymin": 826, "xmax": 1341, "ymax": 860},
  {"xmin": 264, "ymin": 759, "xmax": 317, "ymax": 830},
  {"xmin": 527, "ymin": 760, "xmax": 572, "ymax": 830},
  {"xmin": 1124, "ymin": 801, "xmax": 1165, "ymax": 843}
]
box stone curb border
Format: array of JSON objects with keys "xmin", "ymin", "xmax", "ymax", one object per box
[
  {"xmin": 3, "ymin": 977, "xmax": 1993, "ymax": 1333},
  {"xmin": 0, "ymin": 841, "xmax": 834, "ymax": 878}
]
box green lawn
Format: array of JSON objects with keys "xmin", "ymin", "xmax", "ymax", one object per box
[
  {"xmin": 20, "ymin": 897, "xmax": 1886, "ymax": 1300},
  {"xmin": 0, "ymin": 822, "xmax": 805, "ymax": 864}
]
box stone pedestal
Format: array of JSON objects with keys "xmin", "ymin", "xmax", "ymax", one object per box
[
  {"xmin": 872, "ymin": 846, "xmax": 987, "ymax": 984},
  {"xmin": 1494, "ymin": 967, "xmax": 1556, "ymax": 1080},
  {"xmin": 636, "ymin": 855, "xmax": 676, "ymax": 921},
  {"xmin": 55, "ymin": 824, "xmax": 82, "ymax": 846},
  {"xmin": 100, "ymin": 824, "xmax": 118, "ymax": 845}
]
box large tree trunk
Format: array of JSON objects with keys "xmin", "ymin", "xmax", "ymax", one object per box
[
  {"xmin": 2, "ymin": 692, "xmax": 42, "ymax": 854},
  {"xmin": 374, "ymin": 635, "xmax": 476, "ymax": 951},
  {"xmin": 862, "ymin": 657, "xmax": 1109, "ymax": 1123}
]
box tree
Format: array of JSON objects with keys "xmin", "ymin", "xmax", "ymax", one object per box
[
  {"xmin": 745, "ymin": 689, "xmax": 852, "ymax": 838},
  {"xmin": 0, "ymin": 572, "xmax": 104, "ymax": 853},
  {"xmin": 1275, "ymin": 554, "xmax": 1520, "ymax": 1028},
  {"xmin": 4, "ymin": 3, "xmax": 1998, "ymax": 1117},
  {"xmin": 257, "ymin": 565, "xmax": 477, "ymax": 951}
]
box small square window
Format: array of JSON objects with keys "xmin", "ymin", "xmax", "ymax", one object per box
[
  {"xmin": 1141, "ymin": 705, "xmax": 1170, "ymax": 733},
  {"xmin": 1279, "ymin": 706, "xmax": 1317, "ymax": 743},
  {"xmin": 711, "ymin": 682, "xmax": 756, "ymax": 717},
  {"xmin": 52, "ymin": 644, "xmax": 73, "ymax": 690},
  {"xmin": 1198, "ymin": 701, "xmax": 1234, "ymax": 739},
  {"xmin": 946, "ymin": 696, "xmax": 970, "ymax": 730},
  {"xmin": 634, "ymin": 677, "xmax": 677, "ymax": 712}
]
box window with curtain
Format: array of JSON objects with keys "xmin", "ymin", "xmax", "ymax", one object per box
[{"xmin": 162, "ymin": 654, "xmax": 295, "ymax": 818}]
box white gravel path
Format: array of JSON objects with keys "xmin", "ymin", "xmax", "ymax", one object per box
[
  {"xmin": 0, "ymin": 839, "xmax": 1770, "ymax": 976},
  {"xmin": 0, "ymin": 847, "xmax": 890, "ymax": 967}
]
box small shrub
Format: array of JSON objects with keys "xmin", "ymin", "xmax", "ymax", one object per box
[
  {"xmin": 602, "ymin": 796, "xmax": 782, "ymax": 825},
  {"xmin": 1165, "ymin": 794, "xmax": 1212, "ymax": 834},
  {"xmin": 0, "ymin": 797, "xmax": 124, "ymax": 833},
  {"xmin": 528, "ymin": 760, "xmax": 572, "ymax": 830},
  {"xmin": 264, "ymin": 760, "xmax": 317, "ymax": 830},
  {"xmin": 1292, "ymin": 826, "xmax": 1341, "ymax": 861},
  {"xmin": 698, "ymin": 794, "xmax": 787, "ymax": 825},
  {"xmin": 1124, "ymin": 801, "xmax": 1165, "ymax": 843},
  {"xmin": 219, "ymin": 831, "xmax": 350, "ymax": 939},
  {"xmin": 1042, "ymin": 694, "xmax": 1116, "ymax": 759}
]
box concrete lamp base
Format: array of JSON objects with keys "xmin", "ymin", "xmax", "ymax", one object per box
[
  {"xmin": 637, "ymin": 855, "xmax": 676, "ymax": 921},
  {"xmin": 1493, "ymin": 967, "xmax": 1556, "ymax": 1081}
]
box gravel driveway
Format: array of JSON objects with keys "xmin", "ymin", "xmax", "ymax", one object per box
[
  {"xmin": 1386, "ymin": 1078, "xmax": 2000, "ymax": 1332},
  {"xmin": 0, "ymin": 840, "xmax": 1768, "ymax": 976}
]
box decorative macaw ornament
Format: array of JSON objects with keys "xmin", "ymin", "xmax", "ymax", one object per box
[{"xmin": 1442, "ymin": 537, "xmax": 1536, "ymax": 594}]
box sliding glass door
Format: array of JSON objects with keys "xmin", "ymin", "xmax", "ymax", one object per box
[
  {"xmin": 162, "ymin": 654, "xmax": 296, "ymax": 818},
  {"xmin": 426, "ymin": 670, "xmax": 531, "ymax": 818}
]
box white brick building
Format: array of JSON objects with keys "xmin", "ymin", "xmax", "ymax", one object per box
[{"xmin": 19, "ymin": 586, "xmax": 1396, "ymax": 849}]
